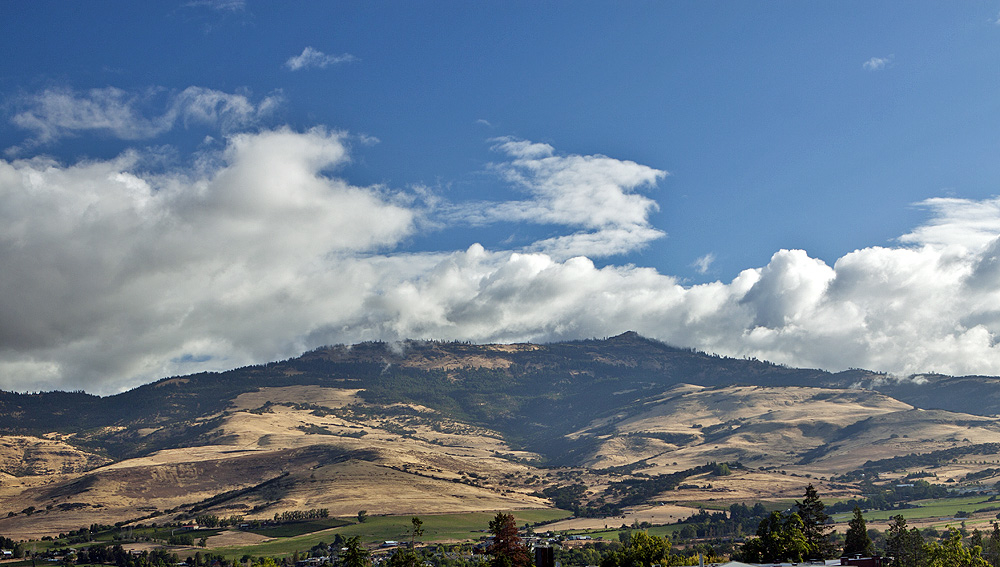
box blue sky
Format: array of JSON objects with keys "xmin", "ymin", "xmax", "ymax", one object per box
[{"xmin": 3, "ymin": 2, "xmax": 1000, "ymax": 393}]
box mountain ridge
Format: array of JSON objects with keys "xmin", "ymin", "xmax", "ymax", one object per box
[{"xmin": 3, "ymin": 333, "xmax": 1000, "ymax": 538}]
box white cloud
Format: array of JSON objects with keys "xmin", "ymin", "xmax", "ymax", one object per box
[
  {"xmin": 863, "ymin": 55, "xmax": 894, "ymax": 71},
  {"xmin": 445, "ymin": 137, "xmax": 667, "ymax": 258},
  {"xmin": 899, "ymin": 197, "xmax": 1000, "ymax": 249},
  {"xmin": 693, "ymin": 253, "xmax": 715, "ymax": 274},
  {"xmin": 185, "ymin": 0, "xmax": 245, "ymax": 10},
  {"xmin": 0, "ymin": 127, "xmax": 414, "ymax": 393},
  {"xmin": 9, "ymin": 86, "xmax": 281, "ymax": 147},
  {"xmin": 5, "ymin": 130, "xmax": 1000, "ymax": 393},
  {"xmin": 285, "ymin": 47, "xmax": 357, "ymax": 71}
]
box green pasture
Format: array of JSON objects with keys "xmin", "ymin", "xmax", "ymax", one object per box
[
  {"xmin": 247, "ymin": 519, "xmax": 351, "ymax": 538},
  {"xmin": 830, "ymin": 494, "xmax": 999, "ymax": 523},
  {"xmin": 213, "ymin": 509, "xmax": 570, "ymax": 559}
]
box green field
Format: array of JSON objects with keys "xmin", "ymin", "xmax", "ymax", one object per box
[
  {"xmin": 830, "ymin": 495, "xmax": 999, "ymax": 523},
  {"xmin": 247, "ymin": 519, "xmax": 351, "ymax": 538},
  {"xmin": 213, "ymin": 510, "xmax": 571, "ymax": 559}
]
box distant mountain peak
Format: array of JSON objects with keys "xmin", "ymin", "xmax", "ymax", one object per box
[{"xmin": 609, "ymin": 330, "xmax": 642, "ymax": 341}]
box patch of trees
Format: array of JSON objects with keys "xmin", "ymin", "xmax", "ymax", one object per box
[
  {"xmin": 967, "ymin": 468, "xmax": 1000, "ymax": 482},
  {"xmin": 674, "ymin": 503, "xmax": 770, "ymax": 540},
  {"xmin": 838, "ymin": 444, "xmax": 1000, "ymax": 480},
  {"xmin": 534, "ymin": 484, "xmax": 623, "ymax": 518},
  {"xmin": 882, "ymin": 514, "xmax": 1000, "ymax": 567},
  {"xmin": 598, "ymin": 530, "xmax": 721, "ymax": 567},
  {"xmin": 825, "ymin": 479, "xmax": 951, "ymax": 514},
  {"xmin": 604, "ymin": 463, "xmax": 735, "ymax": 507},
  {"xmin": 181, "ymin": 473, "xmax": 289, "ymax": 516},
  {"xmin": 273, "ymin": 509, "xmax": 330, "ymax": 522},
  {"xmin": 735, "ymin": 484, "xmax": 837, "ymax": 563},
  {"xmin": 168, "ymin": 534, "xmax": 195, "ymax": 546},
  {"xmin": 190, "ymin": 514, "xmax": 244, "ymax": 528}
]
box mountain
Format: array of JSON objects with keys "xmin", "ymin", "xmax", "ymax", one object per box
[{"xmin": 2, "ymin": 332, "xmax": 1000, "ymax": 539}]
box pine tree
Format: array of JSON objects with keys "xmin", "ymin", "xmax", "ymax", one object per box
[
  {"xmin": 342, "ymin": 536, "xmax": 371, "ymax": 567},
  {"xmin": 886, "ymin": 515, "xmax": 924, "ymax": 567},
  {"xmin": 843, "ymin": 506, "xmax": 874, "ymax": 558},
  {"xmin": 796, "ymin": 483, "xmax": 835, "ymax": 559},
  {"xmin": 986, "ymin": 522, "xmax": 1000, "ymax": 567}
]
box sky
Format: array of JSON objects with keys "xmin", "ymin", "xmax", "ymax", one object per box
[{"xmin": 3, "ymin": 2, "xmax": 1000, "ymax": 394}]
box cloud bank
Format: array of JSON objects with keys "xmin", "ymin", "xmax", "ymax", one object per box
[{"xmin": 3, "ymin": 123, "xmax": 1000, "ymax": 393}]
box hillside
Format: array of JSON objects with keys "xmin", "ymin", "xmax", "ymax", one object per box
[{"xmin": 2, "ymin": 332, "xmax": 1000, "ymax": 538}]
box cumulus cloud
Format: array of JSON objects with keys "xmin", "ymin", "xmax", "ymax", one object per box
[
  {"xmin": 4, "ymin": 128, "xmax": 1000, "ymax": 393},
  {"xmin": 8, "ymin": 86, "xmax": 281, "ymax": 147},
  {"xmin": 285, "ymin": 47, "xmax": 357, "ymax": 71},
  {"xmin": 863, "ymin": 55, "xmax": 894, "ymax": 71},
  {"xmin": 445, "ymin": 137, "xmax": 667, "ymax": 258},
  {"xmin": 0, "ymin": 127, "xmax": 414, "ymax": 392}
]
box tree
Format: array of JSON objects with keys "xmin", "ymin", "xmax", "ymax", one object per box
[
  {"xmin": 886, "ymin": 515, "xmax": 924, "ymax": 567},
  {"xmin": 342, "ymin": 536, "xmax": 371, "ymax": 567},
  {"xmin": 488, "ymin": 512, "xmax": 532, "ymax": 567},
  {"xmin": 387, "ymin": 550, "xmax": 421, "ymax": 567},
  {"xmin": 844, "ymin": 506, "xmax": 874, "ymax": 557},
  {"xmin": 357, "ymin": 510, "xmax": 368, "ymax": 523},
  {"xmin": 973, "ymin": 530, "xmax": 985, "ymax": 553},
  {"xmin": 738, "ymin": 511, "xmax": 809, "ymax": 564},
  {"xmin": 923, "ymin": 528, "xmax": 990, "ymax": 567},
  {"xmin": 410, "ymin": 517, "xmax": 424, "ymax": 548},
  {"xmin": 986, "ymin": 522, "xmax": 1000, "ymax": 567},
  {"xmin": 796, "ymin": 484, "xmax": 835, "ymax": 559},
  {"xmin": 599, "ymin": 531, "xmax": 670, "ymax": 567}
]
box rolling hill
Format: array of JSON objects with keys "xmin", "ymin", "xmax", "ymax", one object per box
[{"xmin": 1, "ymin": 332, "xmax": 1000, "ymax": 539}]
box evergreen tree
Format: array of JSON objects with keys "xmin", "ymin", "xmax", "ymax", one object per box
[
  {"xmin": 386, "ymin": 550, "xmax": 421, "ymax": 567},
  {"xmin": 488, "ymin": 512, "xmax": 532, "ymax": 567},
  {"xmin": 796, "ymin": 483, "xmax": 835, "ymax": 559},
  {"xmin": 886, "ymin": 515, "xmax": 924, "ymax": 567},
  {"xmin": 986, "ymin": 522, "xmax": 1000, "ymax": 567},
  {"xmin": 844, "ymin": 507, "xmax": 875, "ymax": 558},
  {"xmin": 342, "ymin": 536, "xmax": 371, "ymax": 567},
  {"xmin": 973, "ymin": 530, "xmax": 986, "ymax": 554}
]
